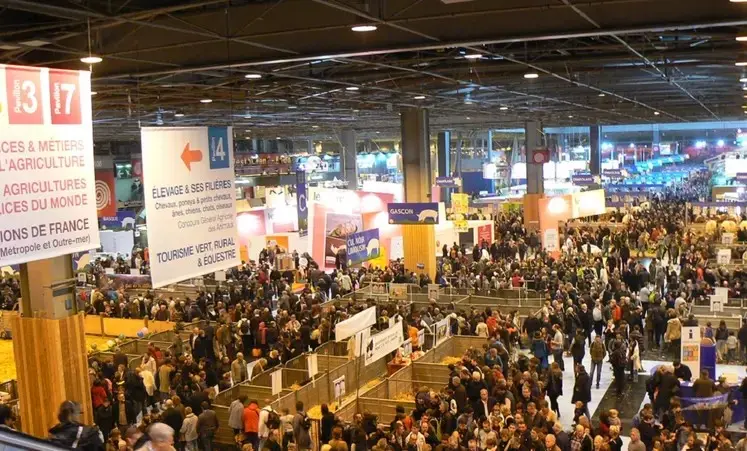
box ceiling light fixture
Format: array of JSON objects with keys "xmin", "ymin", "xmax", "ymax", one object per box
[
  {"xmin": 739, "ymin": 36, "xmax": 747, "ymax": 42},
  {"xmin": 464, "ymin": 53, "xmax": 483, "ymax": 60},
  {"xmin": 200, "ymin": 99, "xmax": 213, "ymax": 103},
  {"xmin": 414, "ymin": 95, "xmax": 426, "ymax": 100},
  {"xmin": 466, "ymin": 116, "xmax": 471, "ymax": 120},
  {"xmin": 352, "ymin": 25, "xmax": 377, "ymax": 32},
  {"xmin": 732, "ymin": 0, "xmax": 747, "ymax": 3},
  {"xmin": 81, "ymin": 55, "xmax": 102, "ymax": 64},
  {"xmin": 568, "ymin": 115, "xmax": 573, "ymax": 118},
  {"xmin": 598, "ymin": 93, "xmax": 606, "ymax": 97},
  {"xmin": 523, "ymin": 72, "xmax": 539, "ymax": 79},
  {"xmin": 737, "ymin": 60, "xmax": 747, "ymax": 66},
  {"xmin": 174, "ymin": 113, "xmax": 185, "ymax": 118},
  {"xmin": 312, "ymin": 125, "xmax": 319, "ymax": 128},
  {"xmin": 345, "ymin": 86, "xmax": 360, "ymax": 91},
  {"xmin": 499, "ymin": 106, "xmax": 508, "ymax": 110},
  {"xmin": 90, "ymin": 91, "xmax": 98, "ymax": 96},
  {"xmin": 654, "ymin": 111, "xmax": 660, "ymax": 115},
  {"xmin": 288, "ymin": 105, "xmax": 298, "ymax": 109},
  {"xmin": 245, "ymin": 73, "xmax": 262, "ymax": 79}
]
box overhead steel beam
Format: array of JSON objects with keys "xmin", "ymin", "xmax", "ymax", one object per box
[
  {"xmin": 0, "ymin": 0, "xmax": 298, "ymax": 54},
  {"xmin": 91, "ymin": 19, "xmax": 747, "ymax": 80},
  {"xmin": 558, "ymin": 0, "xmax": 718, "ymax": 120}
]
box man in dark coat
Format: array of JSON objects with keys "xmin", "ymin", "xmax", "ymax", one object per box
[
  {"xmin": 652, "ymin": 365, "xmax": 680, "ymax": 417},
  {"xmin": 572, "ymin": 365, "xmax": 592, "ymax": 418}
]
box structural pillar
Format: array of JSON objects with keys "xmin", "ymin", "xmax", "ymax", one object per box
[
  {"xmin": 487, "ymin": 130, "xmax": 495, "ymax": 193},
  {"xmin": 590, "ymin": 125, "xmax": 601, "ymax": 184},
  {"xmin": 523, "ymin": 120, "xmax": 544, "ymax": 230},
  {"xmin": 340, "ymin": 129, "xmax": 357, "ymax": 189},
  {"xmin": 12, "ymin": 255, "xmax": 92, "ymax": 438},
  {"xmin": 437, "ymin": 131, "xmax": 451, "ymax": 203},
  {"xmin": 400, "ymin": 107, "xmax": 436, "ymax": 281}
]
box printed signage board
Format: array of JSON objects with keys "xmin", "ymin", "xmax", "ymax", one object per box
[
  {"xmin": 0, "ymin": 65, "xmax": 100, "ymax": 266},
  {"xmin": 571, "ymin": 174, "xmax": 595, "ymax": 186},
  {"xmin": 387, "ymin": 202, "xmax": 439, "ymax": 224},
  {"xmin": 364, "ymin": 322, "xmax": 404, "ymax": 366},
  {"xmin": 434, "ymin": 177, "xmax": 460, "ymax": 188},
  {"xmin": 141, "ymin": 127, "xmax": 241, "ymax": 288},
  {"xmin": 346, "ymin": 228, "xmax": 380, "ymax": 266}
]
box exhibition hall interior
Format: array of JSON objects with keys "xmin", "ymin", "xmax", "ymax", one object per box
[{"xmin": 5, "ymin": 0, "xmax": 747, "ymax": 450}]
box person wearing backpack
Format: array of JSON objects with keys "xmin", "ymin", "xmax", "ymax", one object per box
[
  {"xmin": 48, "ymin": 400, "xmax": 104, "ymax": 451},
  {"xmin": 292, "ymin": 401, "xmax": 312, "ymax": 450},
  {"xmin": 258, "ymin": 401, "xmax": 280, "ymax": 450}
]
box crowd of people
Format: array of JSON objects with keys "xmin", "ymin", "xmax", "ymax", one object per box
[{"xmin": 5, "ymin": 167, "xmax": 747, "ymax": 451}]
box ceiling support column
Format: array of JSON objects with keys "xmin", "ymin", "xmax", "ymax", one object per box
[
  {"xmin": 524, "ymin": 120, "xmax": 544, "ymax": 231},
  {"xmin": 400, "ymin": 107, "xmax": 435, "ymax": 281},
  {"xmin": 340, "ymin": 129, "xmax": 357, "ymax": 190}
]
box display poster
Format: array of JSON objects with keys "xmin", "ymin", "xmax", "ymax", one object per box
[
  {"xmin": 389, "ymin": 283, "xmax": 408, "ymax": 300},
  {"xmin": 324, "ymin": 212, "xmax": 362, "ymax": 267},
  {"xmin": 427, "ymin": 283, "xmax": 440, "ymax": 300},
  {"xmin": 307, "ymin": 353, "xmax": 318, "ymax": 378},
  {"xmin": 402, "ymin": 338, "xmax": 413, "ymax": 357},
  {"xmin": 571, "ymin": 189, "xmax": 606, "ymax": 218},
  {"xmin": 435, "ymin": 318, "xmax": 450, "ymax": 346},
  {"xmin": 95, "ymin": 169, "xmax": 117, "ymax": 217},
  {"xmin": 452, "ymin": 193, "xmax": 469, "ymax": 231},
  {"xmin": 435, "ymin": 177, "xmax": 460, "ymax": 188},
  {"xmin": 296, "ymin": 172, "xmax": 308, "ymax": 237},
  {"xmin": 333, "ymin": 375, "xmax": 346, "ymax": 399},
  {"xmin": 477, "ymin": 224, "xmax": 492, "ymax": 245},
  {"xmin": 141, "ymin": 127, "xmax": 240, "ymax": 288},
  {"xmin": 365, "ymin": 320, "xmax": 404, "ymax": 366},
  {"xmin": 417, "ymin": 328, "xmax": 425, "ymax": 349},
  {"xmin": 214, "ymin": 270, "xmax": 226, "ymax": 282},
  {"xmin": 335, "ymin": 306, "xmax": 376, "ymax": 341},
  {"xmin": 271, "ymin": 369, "xmax": 282, "ymax": 395},
  {"xmin": 722, "ymin": 233, "xmax": 735, "ymax": 245},
  {"xmin": 543, "ymin": 228, "xmax": 559, "ymax": 252},
  {"xmin": 346, "ymin": 228, "xmax": 380, "ymax": 266},
  {"xmin": 387, "ymin": 202, "xmax": 439, "ymax": 224},
  {"xmin": 370, "ymin": 282, "xmax": 387, "ymax": 295},
  {"xmin": 603, "ymin": 169, "xmax": 624, "ymax": 179},
  {"xmin": 100, "ymin": 211, "xmax": 136, "ymax": 230},
  {"xmin": 717, "ymin": 248, "xmax": 731, "ymax": 265},
  {"xmin": 710, "ymin": 287, "xmax": 728, "ymax": 313},
  {"xmin": 681, "ymin": 326, "xmax": 701, "ymax": 379},
  {"xmin": 0, "ymin": 65, "xmax": 100, "ymax": 266}
]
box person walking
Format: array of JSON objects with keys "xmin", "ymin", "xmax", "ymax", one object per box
[
  {"xmin": 196, "ymin": 401, "xmax": 219, "ymax": 451},
  {"xmin": 243, "ymin": 400, "xmax": 260, "ymax": 450},
  {"xmin": 546, "ymin": 362, "xmax": 563, "ymax": 418},
  {"xmin": 292, "ymin": 401, "xmax": 311, "ymax": 451},
  {"xmin": 49, "ymin": 401, "xmax": 104, "ymax": 450},
  {"xmin": 551, "ymin": 324, "xmax": 565, "ymax": 371},
  {"xmin": 610, "ymin": 340, "xmax": 627, "ymax": 397},
  {"xmin": 589, "ymin": 335, "xmax": 606, "ymax": 389},
  {"xmin": 571, "ymin": 365, "xmax": 591, "ymax": 419}
]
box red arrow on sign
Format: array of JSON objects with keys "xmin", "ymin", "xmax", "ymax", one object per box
[{"xmin": 181, "ymin": 143, "xmax": 203, "ymax": 171}]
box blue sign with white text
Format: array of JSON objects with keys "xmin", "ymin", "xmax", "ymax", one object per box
[
  {"xmin": 346, "ymin": 228, "xmax": 380, "ymax": 266},
  {"xmin": 388, "ymin": 203, "xmax": 439, "ymax": 224},
  {"xmin": 208, "ymin": 126, "xmax": 230, "ymax": 170},
  {"xmin": 571, "ymin": 174, "xmax": 595, "ymax": 186},
  {"xmin": 435, "ymin": 177, "xmax": 460, "ymax": 187},
  {"xmin": 100, "ymin": 211, "xmax": 137, "ymax": 230}
]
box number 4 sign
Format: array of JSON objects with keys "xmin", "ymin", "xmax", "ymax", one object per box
[{"xmin": 208, "ymin": 126, "xmax": 230, "ymax": 170}]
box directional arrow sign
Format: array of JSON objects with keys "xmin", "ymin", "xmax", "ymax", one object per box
[{"xmin": 181, "ymin": 143, "xmax": 203, "ymax": 171}]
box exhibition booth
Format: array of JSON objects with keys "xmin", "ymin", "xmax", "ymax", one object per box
[{"xmin": 538, "ymin": 189, "xmax": 607, "ymax": 254}]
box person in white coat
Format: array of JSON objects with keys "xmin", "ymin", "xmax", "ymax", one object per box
[
  {"xmin": 141, "ymin": 354, "xmax": 157, "ymax": 375},
  {"xmin": 180, "ymin": 407, "xmax": 199, "ymax": 451},
  {"xmin": 629, "ymin": 339, "xmax": 642, "ymax": 382}
]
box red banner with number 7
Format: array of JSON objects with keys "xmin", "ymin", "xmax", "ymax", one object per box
[{"xmin": 48, "ymin": 69, "xmax": 82, "ymax": 125}]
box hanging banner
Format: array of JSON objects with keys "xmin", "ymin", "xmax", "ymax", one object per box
[
  {"xmin": 717, "ymin": 249, "xmax": 731, "ymax": 265},
  {"xmin": 722, "ymin": 233, "xmax": 735, "ymax": 245},
  {"xmin": 387, "ymin": 202, "xmax": 439, "ymax": 224},
  {"xmin": 307, "ymin": 353, "xmax": 318, "ymax": 378},
  {"xmin": 710, "ymin": 287, "xmax": 728, "ymax": 313},
  {"xmin": 271, "ymin": 369, "xmax": 282, "ymax": 395},
  {"xmin": 681, "ymin": 326, "xmax": 701, "ymax": 380},
  {"xmin": 296, "ymin": 172, "xmax": 308, "ymax": 237},
  {"xmin": 335, "ymin": 306, "xmax": 376, "ymax": 341},
  {"xmin": 0, "ymin": 65, "xmax": 100, "ymax": 266},
  {"xmin": 427, "ymin": 283, "xmax": 440, "ymax": 300},
  {"xmin": 571, "ymin": 174, "xmax": 595, "ymax": 186},
  {"xmin": 364, "ymin": 321, "xmax": 404, "ymax": 366},
  {"xmin": 346, "ymin": 228, "xmax": 380, "ymax": 266},
  {"xmin": 95, "ymin": 169, "xmax": 117, "ymax": 217},
  {"xmin": 141, "ymin": 127, "xmax": 240, "ymax": 288},
  {"xmin": 452, "ymin": 193, "xmax": 469, "ymax": 215}
]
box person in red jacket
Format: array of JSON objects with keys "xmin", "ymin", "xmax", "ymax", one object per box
[
  {"xmin": 243, "ymin": 400, "xmax": 260, "ymax": 449},
  {"xmin": 91, "ymin": 379, "xmax": 109, "ymax": 409}
]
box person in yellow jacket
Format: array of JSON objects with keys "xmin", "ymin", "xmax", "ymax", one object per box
[{"xmin": 664, "ymin": 309, "xmax": 682, "ymax": 359}]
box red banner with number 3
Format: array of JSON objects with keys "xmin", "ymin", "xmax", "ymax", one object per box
[
  {"xmin": 5, "ymin": 66, "xmax": 43, "ymax": 125},
  {"xmin": 49, "ymin": 70, "xmax": 81, "ymax": 125}
]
